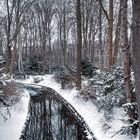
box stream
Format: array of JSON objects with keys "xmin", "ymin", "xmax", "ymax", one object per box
[{"xmin": 0, "ymin": 84, "xmax": 96, "ymax": 140}]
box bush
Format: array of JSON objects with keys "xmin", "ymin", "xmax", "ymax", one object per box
[
  {"xmin": 14, "ymin": 72, "xmax": 26, "ymax": 80},
  {"xmin": 53, "ymin": 66, "xmax": 76, "ymax": 89},
  {"xmin": 80, "ymin": 66, "xmax": 139, "ymax": 137},
  {"xmin": 81, "ymin": 59, "xmax": 97, "ymax": 78},
  {"xmin": 33, "ymin": 76, "xmax": 43, "ymax": 83},
  {"xmin": 119, "ymin": 103, "xmax": 139, "ymax": 136}
]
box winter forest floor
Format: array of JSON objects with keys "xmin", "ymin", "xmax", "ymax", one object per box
[{"xmin": 0, "ymin": 74, "xmax": 139, "ymax": 140}]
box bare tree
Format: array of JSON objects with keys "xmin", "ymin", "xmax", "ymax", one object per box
[
  {"xmin": 108, "ymin": 0, "xmax": 113, "ymax": 66},
  {"xmin": 112, "ymin": 0, "xmax": 121, "ymax": 65},
  {"xmin": 121, "ymin": 0, "xmax": 132, "ymax": 103},
  {"xmin": 99, "ymin": 0, "xmax": 103, "ymax": 68},
  {"xmin": 97, "ymin": 0, "xmax": 113, "ymax": 67},
  {"xmin": 5, "ymin": 0, "xmax": 15, "ymax": 73},
  {"xmin": 76, "ymin": 0, "xmax": 82, "ymax": 90},
  {"xmin": 132, "ymin": 0, "xmax": 140, "ymax": 137}
]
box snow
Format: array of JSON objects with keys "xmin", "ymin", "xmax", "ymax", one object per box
[
  {"xmin": 16, "ymin": 75, "xmax": 34, "ymax": 84},
  {"xmin": 122, "ymin": 102, "xmax": 136, "ymax": 107},
  {"xmin": 17, "ymin": 74, "xmax": 138, "ymax": 140},
  {"xmin": 1, "ymin": 74, "xmax": 137, "ymax": 140},
  {"xmin": 96, "ymin": 69, "xmax": 101, "ymax": 74},
  {"xmin": 0, "ymin": 90, "xmax": 29, "ymax": 140}
]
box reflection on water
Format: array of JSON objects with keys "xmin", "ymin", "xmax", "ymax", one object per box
[{"xmin": 20, "ymin": 87, "xmax": 95, "ymax": 140}]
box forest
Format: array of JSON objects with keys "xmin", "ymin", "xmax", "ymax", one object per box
[{"xmin": 0, "ymin": 0, "xmax": 140, "ymax": 140}]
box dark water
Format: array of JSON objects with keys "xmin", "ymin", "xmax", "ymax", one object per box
[{"xmin": 20, "ymin": 86, "xmax": 95, "ymax": 140}]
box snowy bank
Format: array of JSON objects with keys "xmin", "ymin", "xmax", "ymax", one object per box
[{"xmin": 0, "ymin": 90, "xmax": 29, "ymax": 140}]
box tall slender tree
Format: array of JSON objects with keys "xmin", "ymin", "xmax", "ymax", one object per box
[
  {"xmin": 108, "ymin": 0, "xmax": 113, "ymax": 66},
  {"xmin": 121, "ymin": 0, "xmax": 132, "ymax": 104},
  {"xmin": 132, "ymin": 0, "xmax": 140, "ymax": 138},
  {"xmin": 76, "ymin": 0, "xmax": 82, "ymax": 90},
  {"xmin": 97, "ymin": 0, "xmax": 113, "ymax": 67},
  {"xmin": 99, "ymin": 0, "xmax": 103, "ymax": 68},
  {"xmin": 5, "ymin": 0, "xmax": 15, "ymax": 74},
  {"xmin": 113, "ymin": 0, "xmax": 121, "ymax": 65}
]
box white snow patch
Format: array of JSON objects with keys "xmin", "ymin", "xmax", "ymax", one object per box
[
  {"xmin": 16, "ymin": 75, "xmax": 34, "ymax": 84},
  {"xmin": 0, "ymin": 90, "xmax": 29, "ymax": 140},
  {"xmin": 96, "ymin": 69, "xmax": 101, "ymax": 74}
]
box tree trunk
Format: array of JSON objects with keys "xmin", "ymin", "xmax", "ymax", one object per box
[
  {"xmin": 63, "ymin": 10, "xmax": 67, "ymax": 66},
  {"xmin": 82, "ymin": 4, "xmax": 88, "ymax": 60},
  {"xmin": 99, "ymin": 2, "xmax": 103, "ymax": 68},
  {"xmin": 76, "ymin": 0, "xmax": 82, "ymax": 90},
  {"xmin": 6, "ymin": 0, "xmax": 13, "ymax": 74},
  {"xmin": 10, "ymin": 0, "xmax": 20, "ymax": 77},
  {"xmin": 108, "ymin": 0, "xmax": 113, "ymax": 67},
  {"xmin": 113, "ymin": 0, "xmax": 121, "ymax": 65},
  {"xmin": 132, "ymin": 0, "xmax": 140, "ymax": 137},
  {"xmin": 121, "ymin": 0, "xmax": 132, "ymax": 103}
]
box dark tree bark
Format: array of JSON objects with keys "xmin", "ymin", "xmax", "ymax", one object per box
[
  {"xmin": 99, "ymin": 1, "xmax": 103, "ymax": 68},
  {"xmin": 108, "ymin": 0, "xmax": 113, "ymax": 67},
  {"xmin": 113, "ymin": 0, "xmax": 121, "ymax": 65},
  {"xmin": 10, "ymin": 0, "xmax": 20, "ymax": 77},
  {"xmin": 132, "ymin": 0, "xmax": 140, "ymax": 137},
  {"xmin": 5, "ymin": 0, "xmax": 14, "ymax": 74},
  {"xmin": 97, "ymin": 0, "xmax": 113, "ymax": 67},
  {"xmin": 76, "ymin": 0, "xmax": 82, "ymax": 90},
  {"xmin": 121, "ymin": 0, "xmax": 132, "ymax": 104}
]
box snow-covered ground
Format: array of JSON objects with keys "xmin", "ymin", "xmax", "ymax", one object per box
[
  {"xmin": 17, "ymin": 75, "xmax": 138, "ymax": 140},
  {"xmin": 0, "ymin": 74, "xmax": 138, "ymax": 140},
  {"xmin": 0, "ymin": 90, "xmax": 29, "ymax": 140}
]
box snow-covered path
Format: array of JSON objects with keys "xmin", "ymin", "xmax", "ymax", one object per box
[{"xmin": 19, "ymin": 75, "xmax": 137, "ymax": 140}]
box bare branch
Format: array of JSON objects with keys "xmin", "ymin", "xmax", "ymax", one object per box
[{"xmin": 96, "ymin": 0, "xmax": 109, "ymax": 21}]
